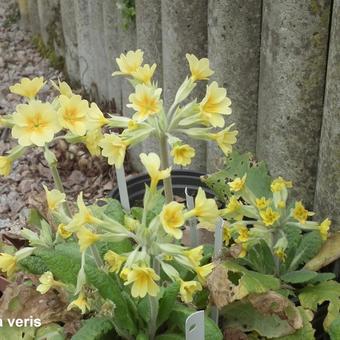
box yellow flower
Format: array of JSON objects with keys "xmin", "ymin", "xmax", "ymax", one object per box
[
  {"xmin": 132, "ymin": 64, "xmax": 157, "ymax": 84},
  {"xmin": 120, "ymin": 267, "xmax": 131, "ymax": 281},
  {"xmin": 160, "ymin": 202, "xmax": 185, "ymax": 239},
  {"xmin": 260, "ymin": 208, "xmax": 280, "ymax": 227},
  {"xmin": 222, "ymin": 196, "xmax": 241, "ymax": 215},
  {"xmin": 199, "ymin": 81, "xmax": 231, "ymax": 128},
  {"xmin": 67, "ymin": 291, "xmax": 90, "ymax": 314},
  {"xmin": 186, "ymin": 54, "xmax": 214, "ymax": 81},
  {"xmin": 171, "ymin": 144, "xmax": 195, "ymax": 166},
  {"xmin": 195, "ymin": 263, "xmax": 214, "ymax": 284},
  {"xmin": 0, "ymin": 156, "xmax": 12, "ymax": 176},
  {"xmin": 223, "ymin": 226, "xmax": 231, "ymax": 245},
  {"xmin": 184, "ymin": 245, "xmax": 203, "ymax": 267},
  {"xmin": 124, "ymin": 266, "xmax": 160, "ymax": 298},
  {"xmin": 236, "ymin": 226, "xmax": 249, "ymax": 243},
  {"xmin": 228, "ymin": 175, "xmax": 247, "ymax": 192},
  {"xmin": 10, "ymin": 77, "xmax": 45, "ymax": 99},
  {"xmin": 36, "ymin": 271, "xmax": 63, "ymax": 294},
  {"xmin": 188, "ymin": 187, "xmax": 219, "ymax": 229},
  {"xmin": 319, "ymin": 218, "xmax": 331, "ymax": 240},
  {"xmin": 66, "ymin": 193, "xmax": 103, "ymax": 232},
  {"xmin": 76, "ymin": 227, "xmax": 100, "ymax": 252},
  {"xmin": 164, "ymin": 255, "xmax": 173, "ymax": 261},
  {"xmin": 112, "ymin": 49, "xmax": 144, "ymax": 76},
  {"xmin": 124, "ymin": 216, "xmax": 140, "ymax": 232},
  {"xmin": 255, "ymin": 197, "xmax": 270, "ymax": 210},
  {"xmin": 51, "ymin": 79, "xmax": 73, "ymax": 97},
  {"xmin": 238, "ymin": 243, "xmax": 248, "ymax": 258},
  {"xmin": 87, "ymin": 103, "xmax": 108, "ymax": 131},
  {"xmin": 57, "ymin": 224, "xmax": 72, "ymax": 239},
  {"xmin": 278, "ymin": 200, "xmax": 286, "ymax": 209},
  {"xmin": 0, "ymin": 253, "xmax": 16, "ymax": 276},
  {"xmin": 104, "ymin": 250, "xmax": 126, "ymax": 273},
  {"xmin": 140, "ymin": 153, "xmax": 171, "ymax": 191},
  {"xmin": 58, "ymin": 95, "xmax": 89, "ymax": 136},
  {"xmin": 99, "ymin": 133, "xmax": 128, "ymax": 168},
  {"xmin": 127, "ymin": 84, "xmax": 162, "ymax": 121},
  {"xmin": 43, "ymin": 185, "xmax": 66, "ymax": 211},
  {"xmin": 83, "ymin": 129, "xmax": 104, "ymax": 156},
  {"xmin": 12, "ymin": 100, "xmax": 60, "ymax": 146},
  {"xmin": 274, "ymin": 247, "xmax": 287, "ymax": 262},
  {"xmin": 210, "ymin": 126, "xmax": 238, "ymax": 156},
  {"xmin": 271, "ymin": 177, "xmax": 293, "ymax": 193},
  {"xmin": 292, "ymin": 201, "xmax": 314, "ymax": 224},
  {"xmin": 127, "ymin": 119, "xmax": 139, "ymax": 131},
  {"xmin": 179, "ymin": 280, "xmax": 202, "ymax": 303}
]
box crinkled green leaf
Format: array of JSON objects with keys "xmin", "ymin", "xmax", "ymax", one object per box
[
  {"xmin": 0, "ymin": 321, "xmax": 36, "ymax": 340},
  {"xmin": 95, "ymin": 198, "xmax": 125, "ymax": 224},
  {"xmin": 35, "ymin": 323, "xmax": 65, "ymax": 340},
  {"xmin": 203, "ymin": 151, "xmax": 272, "ymax": 202},
  {"xmin": 276, "ymin": 307, "xmax": 315, "ymax": 340},
  {"xmin": 299, "ymin": 280, "xmax": 340, "ymax": 330},
  {"xmin": 72, "ymin": 317, "xmax": 114, "ymax": 340},
  {"xmin": 19, "ymin": 255, "xmax": 49, "ymax": 275},
  {"xmin": 281, "ymin": 270, "xmax": 318, "ymax": 284},
  {"xmin": 157, "ymin": 282, "xmax": 180, "ymax": 328},
  {"xmin": 168, "ymin": 303, "xmax": 223, "ymax": 340},
  {"xmin": 96, "ymin": 239, "xmax": 133, "ymax": 258},
  {"xmin": 329, "ymin": 318, "xmax": 340, "ymax": 340}
]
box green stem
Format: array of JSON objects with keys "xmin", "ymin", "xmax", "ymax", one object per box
[
  {"xmin": 148, "ymin": 295, "xmax": 159, "ymax": 339},
  {"xmin": 159, "ymin": 134, "xmax": 173, "ymax": 203},
  {"xmin": 90, "ymin": 244, "xmax": 104, "ymax": 267}
]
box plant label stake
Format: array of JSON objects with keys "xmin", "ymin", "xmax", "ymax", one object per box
[
  {"xmin": 211, "ymin": 217, "xmax": 224, "ymax": 324},
  {"xmin": 185, "ymin": 187, "xmax": 198, "ymax": 247},
  {"xmin": 115, "ymin": 166, "xmax": 130, "ymax": 212},
  {"xmin": 185, "ymin": 310, "xmax": 205, "ymax": 340}
]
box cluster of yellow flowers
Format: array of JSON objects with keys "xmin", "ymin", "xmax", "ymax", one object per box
[{"xmin": 219, "ymin": 175, "xmax": 331, "ymax": 261}]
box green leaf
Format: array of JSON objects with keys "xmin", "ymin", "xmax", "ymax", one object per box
[
  {"xmin": 288, "ymin": 231, "xmax": 323, "ymax": 271},
  {"xmin": 309, "ymin": 272, "xmax": 336, "ymax": 284},
  {"xmin": 329, "ymin": 318, "xmax": 340, "ymax": 340},
  {"xmin": 157, "ymin": 282, "xmax": 180, "ymax": 328},
  {"xmin": 299, "ymin": 280, "xmax": 340, "ymax": 330},
  {"xmin": 0, "ymin": 321, "xmax": 36, "ymax": 339},
  {"xmin": 203, "ymin": 151, "xmax": 272, "ymax": 202},
  {"xmin": 138, "ymin": 297, "xmax": 151, "ymax": 324},
  {"xmin": 85, "ymin": 266, "xmax": 137, "ymax": 336},
  {"xmin": 168, "ymin": 303, "xmax": 223, "ymax": 340},
  {"xmin": 276, "ymin": 307, "xmax": 315, "ymax": 340},
  {"xmin": 96, "ymin": 239, "xmax": 133, "ymax": 257},
  {"xmin": 304, "ymin": 232, "xmax": 340, "ymax": 271},
  {"xmin": 35, "ymin": 323, "xmax": 65, "ymax": 340},
  {"xmin": 72, "ymin": 317, "xmax": 114, "ymax": 340},
  {"xmin": 19, "ymin": 255, "xmax": 49, "ymax": 275},
  {"xmin": 101, "ymin": 198, "xmax": 125, "ymax": 224},
  {"xmin": 281, "ymin": 270, "xmax": 318, "ymax": 284},
  {"xmin": 222, "ymin": 300, "xmax": 300, "ymax": 338},
  {"xmin": 28, "ymin": 208, "xmax": 44, "ymax": 228}
]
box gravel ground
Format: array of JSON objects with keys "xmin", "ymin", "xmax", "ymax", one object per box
[{"xmin": 0, "ymin": 0, "xmax": 119, "ymax": 231}]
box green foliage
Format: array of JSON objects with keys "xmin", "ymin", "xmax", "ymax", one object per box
[
  {"xmin": 280, "ymin": 270, "xmax": 318, "ymax": 284},
  {"xmin": 168, "ymin": 303, "xmax": 223, "ymax": 340},
  {"xmin": 35, "ymin": 324, "xmax": 66, "ymax": 340},
  {"xmin": 96, "ymin": 239, "xmax": 133, "ymax": 258},
  {"xmin": 203, "ymin": 151, "xmax": 272, "ymax": 202},
  {"xmin": 157, "ymin": 282, "xmax": 180, "ymax": 328},
  {"xmin": 72, "ymin": 318, "xmax": 114, "ymax": 340},
  {"xmin": 298, "ymin": 280, "xmax": 340, "ymax": 330},
  {"xmin": 329, "ymin": 318, "xmax": 340, "ymax": 340},
  {"xmin": 19, "ymin": 255, "xmax": 49, "ymax": 275},
  {"xmin": 155, "ymin": 334, "xmax": 184, "ymax": 340},
  {"xmin": 118, "ymin": 0, "xmax": 136, "ymax": 29},
  {"xmin": 95, "ymin": 198, "xmax": 125, "ymax": 224}
]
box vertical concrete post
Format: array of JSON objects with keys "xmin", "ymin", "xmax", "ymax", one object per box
[
  {"xmin": 161, "ymin": 0, "xmax": 208, "ymax": 172},
  {"xmin": 314, "ymin": 1, "xmax": 340, "ymax": 228},
  {"xmin": 37, "ymin": 0, "xmax": 64, "ymax": 57},
  {"xmin": 60, "ymin": 0, "xmax": 80, "ymax": 85},
  {"xmin": 103, "ymin": 0, "xmax": 122, "ymax": 112},
  {"xmin": 75, "ymin": 0, "xmax": 93, "ymax": 95},
  {"xmin": 207, "ymin": 0, "xmax": 262, "ymax": 172},
  {"xmin": 27, "ymin": 0, "xmax": 40, "ymax": 35},
  {"xmin": 89, "ymin": 0, "xmax": 108, "ymax": 103},
  {"xmin": 136, "ymin": 0, "xmax": 163, "ymax": 156},
  {"xmin": 257, "ymin": 0, "xmax": 331, "ymax": 206},
  {"xmin": 17, "ymin": 0, "xmax": 30, "ymax": 31}
]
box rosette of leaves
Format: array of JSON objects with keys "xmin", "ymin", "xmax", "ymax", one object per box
[{"xmin": 203, "ymin": 151, "xmax": 340, "ymax": 338}]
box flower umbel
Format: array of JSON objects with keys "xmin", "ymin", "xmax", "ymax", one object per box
[
  {"xmin": 160, "ymin": 201, "xmax": 185, "ymax": 239},
  {"xmin": 127, "ymin": 84, "xmax": 162, "ymax": 122},
  {"xmin": 186, "ymin": 54, "xmax": 214, "ymax": 81},
  {"xmin": 124, "ymin": 266, "xmax": 160, "ymax": 298},
  {"xmin": 170, "ymin": 144, "xmax": 195, "ymax": 166},
  {"xmin": 10, "ymin": 77, "xmax": 45, "ymax": 99},
  {"xmin": 140, "ymin": 153, "xmax": 171, "ymax": 191},
  {"xmin": 12, "ymin": 100, "xmax": 60, "ymax": 146},
  {"xmin": 199, "ymin": 81, "xmax": 232, "ymax": 127}
]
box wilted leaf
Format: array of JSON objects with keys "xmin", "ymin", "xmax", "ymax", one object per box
[{"xmin": 304, "ymin": 232, "xmax": 340, "ymax": 271}]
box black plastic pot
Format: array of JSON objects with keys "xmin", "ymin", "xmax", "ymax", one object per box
[{"xmin": 110, "ymin": 169, "xmax": 214, "ymax": 206}]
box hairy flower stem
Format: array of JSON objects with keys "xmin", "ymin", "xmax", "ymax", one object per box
[
  {"xmin": 159, "ymin": 134, "xmax": 173, "ymax": 203},
  {"xmin": 148, "ymin": 295, "xmax": 159, "ymax": 339}
]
